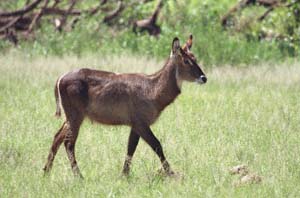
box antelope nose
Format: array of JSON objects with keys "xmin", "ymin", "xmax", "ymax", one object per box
[{"xmin": 200, "ymin": 75, "xmax": 207, "ymax": 83}]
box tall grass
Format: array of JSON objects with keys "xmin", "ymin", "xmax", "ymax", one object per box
[{"xmin": 0, "ymin": 53, "xmax": 300, "ymax": 197}]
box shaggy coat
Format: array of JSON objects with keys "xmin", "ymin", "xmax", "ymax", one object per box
[{"xmin": 43, "ymin": 36, "xmax": 207, "ymax": 177}]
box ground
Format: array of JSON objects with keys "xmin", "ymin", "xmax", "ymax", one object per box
[{"xmin": 0, "ymin": 53, "xmax": 299, "ymax": 197}]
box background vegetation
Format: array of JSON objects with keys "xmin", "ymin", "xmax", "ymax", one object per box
[{"xmin": 0, "ymin": 0, "xmax": 300, "ymax": 66}]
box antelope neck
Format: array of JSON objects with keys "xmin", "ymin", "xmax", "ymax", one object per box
[{"xmin": 150, "ymin": 59, "xmax": 181, "ymax": 111}]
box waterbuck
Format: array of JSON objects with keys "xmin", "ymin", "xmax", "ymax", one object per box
[{"xmin": 43, "ymin": 35, "xmax": 207, "ymax": 178}]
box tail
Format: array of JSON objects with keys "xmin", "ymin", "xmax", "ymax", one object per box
[
  {"xmin": 54, "ymin": 79, "xmax": 61, "ymax": 117},
  {"xmin": 55, "ymin": 73, "xmax": 67, "ymax": 118}
]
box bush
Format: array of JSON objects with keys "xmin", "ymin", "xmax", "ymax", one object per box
[{"xmin": 1, "ymin": 0, "xmax": 299, "ymax": 66}]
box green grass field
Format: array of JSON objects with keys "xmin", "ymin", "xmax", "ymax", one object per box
[{"xmin": 0, "ymin": 53, "xmax": 300, "ymax": 197}]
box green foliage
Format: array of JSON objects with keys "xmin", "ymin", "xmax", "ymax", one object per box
[
  {"xmin": 1, "ymin": 0, "xmax": 299, "ymax": 66},
  {"xmin": 223, "ymin": 0, "xmax": 300, "ymax": 57}
]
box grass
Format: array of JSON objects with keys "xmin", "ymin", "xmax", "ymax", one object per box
[{"xmin": 0, "ymin": 53, "xmax": 300, "ymax": 197}]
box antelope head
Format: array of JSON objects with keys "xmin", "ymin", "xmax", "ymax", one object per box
[{"xmin": 171, "ymin": 35, "xmax": 207, "ymax": 85}]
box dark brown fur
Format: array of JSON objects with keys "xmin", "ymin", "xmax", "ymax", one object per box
[{"xmin": 43, "ymin": 36, "xmax": 207, "ymax": 177}]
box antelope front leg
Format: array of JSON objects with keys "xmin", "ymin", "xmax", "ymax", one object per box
[
  {"xmin": 134, "ymin": 124, "xmax": 175, "ymax": 176},
  {"xmin": 122, "ymin": 129, "xmax": 140, "ymax": 175}
]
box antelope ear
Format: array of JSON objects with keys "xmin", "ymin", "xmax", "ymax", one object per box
[
  {"xmin": 182, "ymin": 34, "xmax": 193, "ymax": 52},
  {"xmin": 171, "ymin": 37, "xmax": 181, "ymax": 56}
]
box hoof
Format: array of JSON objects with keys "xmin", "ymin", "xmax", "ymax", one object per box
[
  {"xmin": 43, "ymin": 166, "xmax": 51, "ymax": 177},
  {"xmin": 157, "ymin": 169, "xmax": 183, "ymax": 179},
  {"xmin": 75, "ymin": 173, "xmax": 84, "ymax": 179},
  {"xmin": 168, "ymin": 171, "xmax": 183, "ymax": 180},
  {"xmin": 73, "ymin": 171, "xmax": 84, "ymax": 179},
  {"xmin": 121, "ymin": 170, "xmax": 130, "ymax": 177}
]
